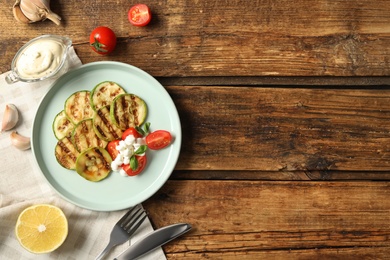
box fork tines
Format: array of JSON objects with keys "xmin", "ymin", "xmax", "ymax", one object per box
[{"xmin": 119, "ymin": 206, "xmax": 148, "ymax": 235}]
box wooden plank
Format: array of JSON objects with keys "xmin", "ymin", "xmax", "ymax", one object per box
[
  {"xmin": 1, "ymin": 0, "xmax": 389, "ymax": 76},
  {"xmin": 171, "ymin": 170, "xmax": 390, "ymax": 181},
  {"xmin": 165, "ymin": 248, "xmax": 390, "ymax": 259},
  {"xmin": 156, "ymin": 76, "xmax": 390, "ymax": 87},
  {"xmin": 167, "ymin": 86, "xmax": 390, "ymax": 171},
  {"xmin": 144, "ymin": 180, "xmax": 390, "ymax": 258}
]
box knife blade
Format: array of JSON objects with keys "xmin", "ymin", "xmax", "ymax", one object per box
[{"xmin": 114, "ymin": 223, "xmax": 192, "ymax": 260}]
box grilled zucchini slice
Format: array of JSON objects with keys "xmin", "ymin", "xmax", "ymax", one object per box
[
  {"xmin": 110, "ymin": 93, "xmax": 147, "ymax": 130},
  {"xmin": 55, "ymin": 136, "xmax": 80, "ymax": 170},
  {"xmin": 93, "ymin": 105, "xmax": 123, "ymax": 142},
  {"xmin": 53, "ymin": 110, "xmax": 74, "ymax": 140},
  {"xmin": 75, "ymin": 147, "xmax": 112, "ymax": 182},
  {"xmin": 90, "ymin": 81, "xmax": 126, "ymax": 111},
  {"xmin": 64, "ymin": 90, "xmax": 94, "ymax": 124},
  {"xmin": 73, "ymin": 119, "xmax": 108, "ymax": 152}
]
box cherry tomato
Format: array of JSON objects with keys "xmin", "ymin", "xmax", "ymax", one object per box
[
  {"xmin": 89, "ymin": 26, "xmax": 117, "ymax": 55},
  {"xmin": 128, "ymin": 4, "xmax": 152, "ymax": 27},
  {"xmin": 107, "ymin": 140, "xmax": 120, "ymax": 160},
  {"xmin": 122, "ymin": 127, "xmax": 143, "ymax": 140},
  {"xmin": 145, "ymin": 130, "xmax": 172, "ymax": 150},
  {"xmin": 122, "ymin": 155, "xmax": 147, "ymax": 176}
]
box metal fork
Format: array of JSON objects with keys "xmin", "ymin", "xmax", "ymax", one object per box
[{"xmin": 95, "ymin": 206, "xmax": 147, "ymax": 260}]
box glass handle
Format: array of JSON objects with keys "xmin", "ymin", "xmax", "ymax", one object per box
[{"xmin": 5, "ymin": 71, "xmax": 19, "ymax": 84}]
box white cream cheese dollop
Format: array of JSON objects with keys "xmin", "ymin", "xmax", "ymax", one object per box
[
  {"xmin": 111, "ymin": 135, "xmax": 146, "ymax": 177},
  {"xmin": 16, "ymin": 39, "xmax": 65, "ymax": 79}
]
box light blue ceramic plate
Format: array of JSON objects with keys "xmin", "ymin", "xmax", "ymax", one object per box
[{"xmin": 31, "ymin": 61, "xmax": 181, "ymax": 211}]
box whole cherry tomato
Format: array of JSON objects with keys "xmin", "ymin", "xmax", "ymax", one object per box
[
  {"xmin": 145, "ymin": 130, "xmax": 172, "ymax": 150},
  {"xmin": 89, "ymin": 26, "xmax": 117, "ymax": 55},
  {"xmin": 122, "ymin": 155, "xmax": 147, "ymax": 176},
  {"xmin": 128, "ymin": 4, "xmax": 152, "ymax": 27}
]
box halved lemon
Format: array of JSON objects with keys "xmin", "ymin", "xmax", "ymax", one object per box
[{"xmin": 15, "ymin": 204, "xmax": 68, "ymax": 254}]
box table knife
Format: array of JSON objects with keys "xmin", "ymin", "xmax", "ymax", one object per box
[{"xmin": 114, "ymin": 223, "xmax": 192, "ymax": 260}]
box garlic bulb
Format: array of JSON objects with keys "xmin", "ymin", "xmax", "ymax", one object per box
[
  {"xmin": 13, "ymin": 0, "xmax": 62, "ymax": 25},
  {"xmin": 1, "ymin": 104, "xmax": 19, "ymax": 132},
  {"xmin": 10, "ymin": 131, "xmax": 31, "ymax": 150}
]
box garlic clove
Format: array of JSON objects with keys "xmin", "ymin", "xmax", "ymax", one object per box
[
  {"xmin": 13, "ymin": 1, "xmax": 31, "ymax": 24},
  {"xmin": 1, "ymin": 104, "xmax": 19, "ymax": 132},
  {"xmin": 44, "ymin": 11, "xmax": 62, "ymax": 26},
  {"xmin": 14, "ymin": 0, "xmax": 62, "ymax": 25},
  {"xmin": 10, "ymin": 131, "xmax": 31, "ymax": 150},
  {"xmin": 29, "ymin": 0, "xmax": 61, "ymax": 22}
]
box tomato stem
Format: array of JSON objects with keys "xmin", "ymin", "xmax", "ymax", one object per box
[{"xmin": 90, "ymin": 37, "xmax": 108, "ymax": 53}]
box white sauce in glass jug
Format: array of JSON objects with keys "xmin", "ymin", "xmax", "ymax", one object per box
[{"xmin": 16, "ymin": 39, "xmax": 65, "ymax": 79}]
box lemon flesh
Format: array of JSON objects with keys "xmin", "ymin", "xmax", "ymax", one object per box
[{"xmin": 15, "ymin": 204, "xmax": 68, "ymax": 254}]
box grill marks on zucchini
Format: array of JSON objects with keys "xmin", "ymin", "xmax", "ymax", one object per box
[
  {"xmin": 93, "ymin": 105, "xmax": 123, "ymax": 142},
  {"xmin": 65, "ymin": 91, "xmax": 94, "ymax": 124},
  {"xmin": 110, "ymin": 93, "xmax": 147, "ymax": 130},
  {"xmin": 55, "ymin": 136, "xmax": 80, "ymax": 170},
  {"xmin": 53, "ymin": 81, "xmax": 148, "ymax": 182},
  {"xmin": 53, "ymin": 110, "xmax": 74, "ymax": 140},
  {"xmin": 90, "ymin": 81, "xmax": 126, "ymax": 111},
  {"xmin": 73, "ymin": 119, "xmax": 108, "ymax": 152}
]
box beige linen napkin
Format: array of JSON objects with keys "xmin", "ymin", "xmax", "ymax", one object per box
[{"xmin": 0, "ymin": 47, "xmax": 166, "ymax": 260}]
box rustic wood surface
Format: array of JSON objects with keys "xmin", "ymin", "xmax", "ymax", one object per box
[
  {"xmin": 1, "ymin": 0, "xmax": 390, "ymax": 76},
  {"xmin": 1, "ymin": 0, "xmax": 390, "ymax": 258},
  {"xmin": 144, "ymin": 181, "xmax": 390, "ymax": 259}
]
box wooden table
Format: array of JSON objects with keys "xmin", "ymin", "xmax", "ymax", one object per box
[{"xmin": 2, "ymin": 0, "xmax": 390, "ymax": 258}]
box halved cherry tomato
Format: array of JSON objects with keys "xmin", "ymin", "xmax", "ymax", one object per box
[
  {"xmin": 122, "ymin": 127, "xmax": 143, "ymax": 140},
  {"xmin": 107, "ymin": 140, "xmax": 120, "ymax": 160},
  {"xmin": 122, "ymin": 155, "xmax": 147, "ymax": 176},
  {"xmin": 145, "ymin": 130, "xmax": 172, "ymax": 150},
  {"xmin": 128, "ymin": 4, "xmax": 152, "ymax": 27},
  {"xmin": 89, "ymin": 26, "xmax": 117, "ymax": 55}
]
